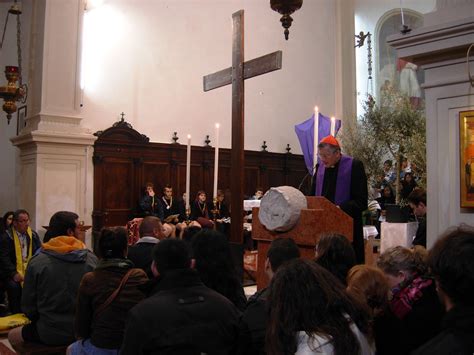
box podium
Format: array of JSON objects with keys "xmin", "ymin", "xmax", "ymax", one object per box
[{"xmin": 252, "ymin": 196, "xmax": 353, "ymax": 289}]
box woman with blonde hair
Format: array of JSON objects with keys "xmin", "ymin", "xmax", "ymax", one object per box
[
  {"xmin": 376, "ymin": 246, "xmax": 444, "ymax": 353},
  {"xmin": 347, "ymin": 265, "xmax": 402, "ymax": 355}
]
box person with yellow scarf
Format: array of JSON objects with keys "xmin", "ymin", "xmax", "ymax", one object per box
[
  {"xmin": 0, "ymin": 209, "xmax": 41, "ymax": 314},
  {"xmin": 8, "ymin": 211, "xmax": 97, "ymax": 348}
]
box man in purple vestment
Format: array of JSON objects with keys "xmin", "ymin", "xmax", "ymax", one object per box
[{"xmin": 311, "ymin": 135, "xmax": 368, "ymax": 264}]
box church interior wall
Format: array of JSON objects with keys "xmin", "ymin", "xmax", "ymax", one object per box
[
  {"xmin": 78, "ymin": 0, "xmax": 340, "ymax": 154},
  {"xmin": 354, "ymin": 0, "xmax": 436, "ymax": 116}
]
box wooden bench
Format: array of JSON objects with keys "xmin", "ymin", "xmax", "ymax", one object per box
[{"xmin": 11, "ymin": 341, "xmax": 67, "ymax": 355}]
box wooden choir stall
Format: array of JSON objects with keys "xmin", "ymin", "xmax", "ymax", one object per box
[{"xmin": 252, "ymin": 196, "xmax": 353, "ymax": 289}]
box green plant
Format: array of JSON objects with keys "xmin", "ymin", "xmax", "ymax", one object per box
[{"xmin": 340, "ymin": 89, "xmax": 426, "ymax": 203}]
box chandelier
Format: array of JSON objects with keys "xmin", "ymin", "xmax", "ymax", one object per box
[
  {"xmin": 270, "ymin": 0, "xmax": 303, "ymax": 40},
  {"xmin": 0, "ymin": 0, "xmax": 27, "ymax": 124}
]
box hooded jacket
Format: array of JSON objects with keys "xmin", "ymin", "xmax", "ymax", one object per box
[{"xmin": 21, "ymin": 236, "xmax": 98, "ymax": 345}]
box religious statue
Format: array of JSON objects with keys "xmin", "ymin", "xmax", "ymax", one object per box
[{"xmin": 355, "ymin": 31, "xmax": 370, "ymax": 48}]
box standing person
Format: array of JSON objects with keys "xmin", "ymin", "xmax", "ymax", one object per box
[
  {"xmin": 0, "ymin": 209, "xmax": 42, "ymax": 314},
  {"xmin": 407, "ymin": 188, "xmax": 427, "ymax": 247},
  {"xmin": 413, "ymin": 224, "xmax": 474, "ymax": 355},
  {"xmin": 8, "ymin": 211, "xmax": 98, "ymax": 347},
  {"xmin": 121, "ymin": 239, "xmax": 241, "ymax": 355},
  {"xmin": 311, "ymin": 135, "xmax": 368, "ymax": 263},
  {"xmin": 266, "ymin": 259, "xmax": 374, "ymax": 354},
  {"xmin": 68, "ymin": 227, "xmax": 148, "ymax": 354}
]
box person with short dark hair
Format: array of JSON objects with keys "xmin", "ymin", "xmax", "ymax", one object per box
[
  {"xmin": 315, "ymin": 233, "xmax": 356, "ymax": 285},
  {"xmin": 159, "ymin": 185, "xmax": 187, "ymax": 238},
  {"xmin": 407, "ymin": 188, "xmax": 427, "ymax": 247},
  {"xmin": 0, "ymin": 209, "xmax": 41, "ymax": 314},
  {"xmin": 266, "ymin": 259, "xmax": 374, "ymax": 354},
  {"xmin": 68, "ymin": 227, "xmax": 148, "ymax": 354},
  {"xmin": 127, "ymin": 216, "xmax": 163, "ymax": 278},
  {"xmin": 310, "ymin": 135, "xmax": 368, "ymax": 264},
  {"xmin": 8, "ymin": 211, "xmax": 98, "ymax": 347},
  {"xmin": 413, "ymin": 224, "xmax": 474, "ymax": 355},
  {"xmin": 121, "ymin": 238, "xmax": 241, "ymax": 354},
  {"xmin": 377, "ymin": 245, "xmax": 444, "ymax": 353},
  {"xmin": 238, "ymin": 237, "xmax": 300, "ymax": 355},
  {"xmin": 0, "ymin": 211, "xmax": 14, "ymax": 234},
  {"xmin": 139, "ymin": 182, "xmax": 164, "ymax": 221}
]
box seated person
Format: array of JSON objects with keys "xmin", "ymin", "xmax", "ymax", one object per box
[
  {"xmin": 401, "ymin": 172, "xmax": 417, "ymax": 199},
  {"xmin": 251, "ymin": 187, "xmax": 264, "ymax": 200},
  {"xmin": 239, "ymin": 237, "xmax": 300, "ymax": 354},
  {"xmin": 8, "ymin": 211, "xmax": 98, "ymax": 347},
  {"xmin": 127, "ymin": 216, "xmax": 163, "ymax": 278},
  {"xmin": 191, "ymin": 229, "xmax": 247, "ymax": 311},
  {"xmin": 190, "ymin": 190, "xmax": 214, "ymax": 228},
  {"xmin": 0, "ymin": 209, "xmax": 41, "ymax": 314},
  {"xmin": 266, "ymin": 259, "xmax": 374, "ymax": 354},
  {"xmin": 139, "ymin": 182, "xmax": 164, "ymax": 221},
  {"xmin": 314, "ymin": 233, "xmax": 356, "ymax": 286},
  {"xmin": 159, "ymin": 185, "xmax": 187, "ymax": 237},
  {"xmin": 68, "ymin": 227, "xmax": 148, "ymax": 354},
  {"xmin": 377, "ymin": 246, "xmax": 445, "ymax": 353},
  {"xmin": 413, "ymin": 225, "xmax": 474, "ymax": 354},
  {"xmin": 120, "ymin": 239, "xmax": 241, "ymax": 354}
]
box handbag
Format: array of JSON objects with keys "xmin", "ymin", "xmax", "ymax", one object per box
[{"xmin": 94, "ymin": 268, "xmax": 135, "ymax": 317}]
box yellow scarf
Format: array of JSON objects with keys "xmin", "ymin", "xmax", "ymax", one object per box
[{"xmin": 12, "ymin": 227, "xmax": 33, "ymax": 278}]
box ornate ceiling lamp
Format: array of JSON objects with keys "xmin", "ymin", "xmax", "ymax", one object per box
[
  {"xmin": 270, "ymin": 0, "xmax": 303, "ymax": 40},
  {"xmin": 0, "ymin": 0, "xmax": 27, "ymax": 124}
]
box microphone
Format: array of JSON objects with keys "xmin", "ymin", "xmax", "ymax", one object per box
[{"xmin": 297, "ymin": 162, "xmax": 318, "ymax": 194}]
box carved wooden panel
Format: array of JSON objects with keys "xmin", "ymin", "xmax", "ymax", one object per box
[{"xmin": 92, "ymin": 121, "xmax": 307, "ymax": 234}]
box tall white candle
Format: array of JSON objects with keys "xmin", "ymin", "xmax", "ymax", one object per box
[
  {"xmin": 400, "ymin": 0, "xmax": 405, "ymax": 26},
  {"xmin": 313, "ymin": 106, "xmax": 319, "ymax": 172},
  {"xmin": 330, "ymin": 116, "xmax": 336, "ymax": 136},
  {"xmin": 213, "ymin": 123, "xmax": 220, "ymax": 198},
  {"xmin": 186, "ymin": 134, "xmax": 191, "ymax": 210}
]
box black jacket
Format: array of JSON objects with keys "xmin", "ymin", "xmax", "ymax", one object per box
[
  {"xmin": 0, "ymin": 228, "xmax": 42, "ymax": 280},
  {"xmin": 121, "ymin": 268, "xmax": 241, "ymax": 355},
  {"xmin": 412, "ymin": 306, "xmax": 474, "ymax": 355},
  {"xmin": 237, "ymin": 287, "xmax": 269, "ymax": 355},
  {"xmin": 127, "ymin": 240, "xmax": 157, "ymax": 278}
]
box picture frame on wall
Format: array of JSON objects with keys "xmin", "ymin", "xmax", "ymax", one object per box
[
  {"xmin": 16, "ymin": 105, "xmax": 27, "ymax": 135},
  {"xmin": 460, "ymin": 110, "xmax": 474, "ymax": 208}
]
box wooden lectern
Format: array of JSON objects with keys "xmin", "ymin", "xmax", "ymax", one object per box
[{"xmin": 252, "ymin": 196, "xmax": 353, "ymax": 289}]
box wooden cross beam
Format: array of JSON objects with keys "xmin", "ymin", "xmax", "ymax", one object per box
[{"xmin": 203, "ymin": 10, "xmax": 282, "ymax": 244}]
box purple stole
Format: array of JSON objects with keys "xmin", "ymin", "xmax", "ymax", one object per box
[{"xmin": 315, "ymin": 155, "xmax": 353, "ymax": 206}]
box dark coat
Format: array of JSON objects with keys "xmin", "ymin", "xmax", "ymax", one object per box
[
  {"xmin": 127, "ymin": 241, "xmax": 157, "ymax": 279},
  {"xmin": 412, "ymin": 306, "xmax": 474, "ymax": 355},
  {"xmin": 121, "ymin": 268, "xmax": 241, "ymax": 355},
  {"xmin": 159, "ymin": 197, "xmax": 185, "ymax": 222},
  {"xmin": 237, "ymin": 287, "xmax": 269, "ymax": 355},
  {"xmin": 311, "ymin": 158, "xmax": 368, "ymax": 263},
  {"xmin": 22, "ymin": 246, "xmax": 98, "ymax": 345},
  {"xmin": 0, "ymin": 228, "xmax": 42, "ymax": 280},
  {"xmin": 395, "ymin": 281, "xmax": 445, "ymax": 353},
  {"xmin": 75, "ymin": 263, "xmax": 148, "ymax": 349},
  {"xmin": 139, "ymin": 195, "xmax": 164, "ymax": 221}
]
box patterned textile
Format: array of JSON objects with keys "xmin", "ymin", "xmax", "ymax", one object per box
[
  {"xmin": 126, "ymin": 218, "xmax": 143, "ymax": 246},
  {"xmin": 391, "ymin": 276, "xmax": 433, "ymax": 319}
]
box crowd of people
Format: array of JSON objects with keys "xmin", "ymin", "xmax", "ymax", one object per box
[{"xmin": 0, "ymin": 205, "xmax": 471, "ymax": 354}]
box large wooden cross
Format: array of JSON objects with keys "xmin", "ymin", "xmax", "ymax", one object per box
[{"xmin": 203, "ymin": 10, "xmax": 282, "ymax": 244}]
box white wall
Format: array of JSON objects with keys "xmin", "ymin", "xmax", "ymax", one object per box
[
  {"xmin": 354, "ymin": 0, "xmax": 436, "ymax": 116},
  {"xmin": 0, "ymin": 2, "xmax": 31, "ymax": 213},
  {"xmin": 79, "ymin": 0, "xmax": 339, "ymax": 153}
]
